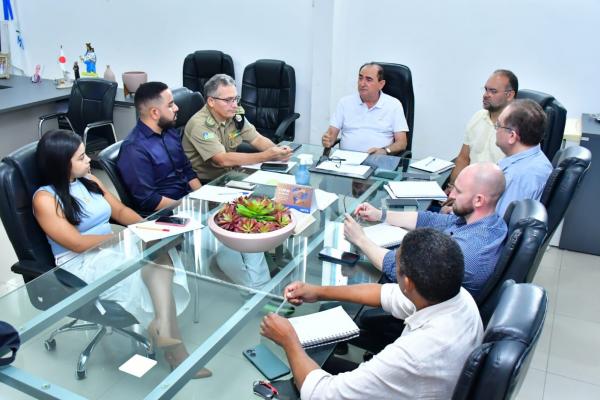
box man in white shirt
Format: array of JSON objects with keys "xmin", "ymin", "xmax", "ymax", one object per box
[
  {"xmin": 260, "ymin": 228, "xmax": 483, "ymax": 400},
  {"xmin": 321, "ymin": 63, "xmax": 409, "ymax": 155},
  {"xmin": 446, "ymin": 69, "xmax": 518, "ymax": 192}
]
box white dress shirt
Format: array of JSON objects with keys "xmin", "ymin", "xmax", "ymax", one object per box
[
  {"xmin": 300, "ymin": 285, "xmax": 483, "ymax": 400},
  {"xmin": 331, "ymin": 92, "xmax": 408, "ymax": 152}
]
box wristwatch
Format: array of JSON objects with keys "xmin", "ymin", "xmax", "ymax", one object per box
[{"xmin": 384, "ymin": 147, "xmax": 391, "ymax": 155}]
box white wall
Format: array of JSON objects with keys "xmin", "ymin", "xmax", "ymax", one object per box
[
  {"xmin": 12, "ymin": 0, "xmax": 600, "ymax": 156},
  {"xmin": 15, "ymin": 0, "xmax": 315, "ymax": 140}
]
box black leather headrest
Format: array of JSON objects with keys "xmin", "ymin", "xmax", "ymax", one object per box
[
  {"xmin": 484, "ymin": 284, "xmax": 547, "ymax": 344},
  {"xmin": 503, "ymin": 198, "xmax": 548, "ymax": 227},
  {"xmin": 172, "ymin": 87, "xmax": 205, "ymax": 129},
  {"xmin": 2, "ymin": 141, "xmax": 41, "ymax": 198},
  {"xmin": 517, "ymin": 89, "xmax": 554, "ymax": 108},
  {"xmin": 552, "ymin": 145, "xmax": 592, "ymax": 168},
  {"xmin": 254, "ymin": 59, "xmax": 285, "ymax": 88}
]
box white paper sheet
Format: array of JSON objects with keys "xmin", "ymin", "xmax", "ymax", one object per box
[
  {"xmin": 316, "ymin": 161, "xmax": 371, "ymax": 176},
  {"xmin": 243, "ymin": 170, "xmax": 296, "ymax": 186},
  {"xmin": 330, "ymin": 149, "xmax": 369, "ymax": 165},
  {"xmin": 188, "ymin": 185, "xmax": 253, "ymax": 203},
  {"xmin": 129, "ymin": 217, "xmax": 204, "ymax": 242}
]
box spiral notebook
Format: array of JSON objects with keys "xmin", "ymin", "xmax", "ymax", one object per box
[{"xmin": 288, "ymin": 306, "xmax": 360, "ymax": 349}]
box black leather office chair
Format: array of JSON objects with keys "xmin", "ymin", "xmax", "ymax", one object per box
[
  {"xmin": 0, "ymin": 142, "xmax": 152, "ymax": 379},
  {"xmin": 476, "ymin": 199, "xmax": 548, "ymax": 325},
  {"xmin": 182, "ymin": 50, "xmax": 235, "ymax": 97},
  {"xmin": 240, "ymin": 59, "xmax": 300, "ymax": 143},
  {"xmin": 541, "ymin": 145, "xmax": 592, "ymax": 241},
  {"xmin": 376, "ymin": 62, "xmax": 415, "ymax": 154},
  {"xmin": 38, "ymin": 78, "xmax": 118, "ymax": 157},
  {"xmin": 517, "ymin": 89, "xmax": 567, "ymax": 162},
  {"xmin": 172, "ymin": 86, "xmax": 205, "ymax": 135},
  {"xmin": 452, "ymin": 282, "xmax": 548, "ymax": 400}
]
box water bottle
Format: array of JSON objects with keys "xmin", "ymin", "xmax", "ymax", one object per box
[{"xmin": 295, "ymin": 154, "xmax": 313, "ymax": 186}]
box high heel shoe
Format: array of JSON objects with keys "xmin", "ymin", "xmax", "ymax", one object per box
[
  {"xmin": 164, "ymin": 351, "xmax": 212, "ymax": 379},
  {"xmin": 147, "ymin": 320, "xmax": 182, "ymax": 349}
]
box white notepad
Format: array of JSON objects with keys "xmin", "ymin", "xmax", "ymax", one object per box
[
  {"xmin": 363, "ymin": 223, "xmax": 408, "ymax": 248},
  {"xmin": 288, "ymin": 306, "xmax": 360, "ymax": 349},
  {"xmin": 387, "ymin": 181, "xmax": 447, "ymax": 200},
  {"xmin": 410, "ymin": 156, "xmax": 455, "ymax": 173}
]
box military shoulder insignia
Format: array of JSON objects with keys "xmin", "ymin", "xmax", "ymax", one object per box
[
  {"xmin": 205, "ymin": 115, "xmax": 216, "ymax": 127},
  {"xmin": 202, "ymin": 131, "xmax": 215, "ymax": 140}
]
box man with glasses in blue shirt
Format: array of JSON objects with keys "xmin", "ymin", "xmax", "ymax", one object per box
[
  {"xmin": 182, "ymin": 74, "xmax": 291, "ymax": 182},
  {"xmin": 494, "ymin": 99, "xmax": 552, "ymax": 216}
]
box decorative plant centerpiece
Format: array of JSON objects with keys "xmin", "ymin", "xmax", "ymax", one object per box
[{"xmin": 208, "ymin": 196, "xmax": 296, "ymax": 252}]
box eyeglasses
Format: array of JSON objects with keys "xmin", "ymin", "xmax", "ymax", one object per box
[
  {"xmin": 211, "ymin": 96, "xmax": 240, "ymax": 105},
  {"xmin": 494, "ymin": 121, "xmax": 514, "ymax": 133},
  {"xmin": 328, "ymin": 157, "xmax": 346, "ymax": 168},
  {"xmin": 483, "ymin": 87, "xmax": 514, "ymax": 95}
]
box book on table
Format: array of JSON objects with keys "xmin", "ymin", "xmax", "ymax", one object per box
[
  {"xmin": 409, "ymin": 156, "xmax": 455, "ymax": 173},
  {"xmin": 288, "ymin": 306, "xmax": 360, "ymax": 349},
  {"xmin": 386, "ymin": 181, "xmax": 447, "ymax": 200},
  {"xmin": 362, "ymin": 223, "xmax": 408, "ymax": 248}
]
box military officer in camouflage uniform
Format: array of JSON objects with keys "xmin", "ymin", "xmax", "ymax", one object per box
[{"xmin": 183, "ymin": 74, "xmax": 292, "ymax": 182}]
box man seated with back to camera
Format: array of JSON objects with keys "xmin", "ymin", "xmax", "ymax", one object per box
[
  {"xmin": 260, "ymin": 228, "xmax": 483, "ymax": 400},
  {"xmin": 321, "ymin": 62, "xmax": 409, "ymax": 155},
  {"xmin": 182, "ymin": 74, "xmax": 291, "ymax": 183},
  {"xmin": 117, "ymin": 81, "xmax": 201, "ymax": 213},
  {"xmin": 346, "ymin": 162, "xmax": 507, "ymax": 300}
]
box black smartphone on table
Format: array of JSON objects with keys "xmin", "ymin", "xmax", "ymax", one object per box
[
  {"xmin": 155, "ymin": 216, "xmax": 190, "ymax": 227},
  {"xmin": 318, "ymin": 247, "xmax": 360, "ymax": 266},
  {"xmin": 261, "ymin": 162, "xmax": 289, "ymax": 172}
]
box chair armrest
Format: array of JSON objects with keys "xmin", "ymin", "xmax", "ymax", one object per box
[
  {"xmin": 11, "ymin": 259, "xmax": 53, "ymax": 278},
  {"xmin": 398, "ymin": 149, "xmax": 412, "ymax": 159},
  {"xmin": 274, "ymin": 113, "xmax": 300, "ymax": 142},
  {"xmin": 39, "ymin": 112, "xmax": 66, "ymax": 121},
  {"xmin": 85, "ymin": 120, "xmax": 114, "ymax": 131}
]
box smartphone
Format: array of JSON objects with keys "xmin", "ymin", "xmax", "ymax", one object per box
[
  {"xmin": 243, "ymin": 344, "xmax": 290, "ymax": 380},
  {"xmin": 261, "ymin": 162, "xmax": 288, "ymax": 172},
  {"xmin": 283, "ymin": 142, "xmax": 302, "ymax": 152},
  {"xmin": 318, "ymin": 247, "xmax": 360, "ymax": 266},
  {"xmin": 226, "ymin": 180, "xmax": 257, "ymax": 190},
  {"xmin": 155, "ymin": 216, "xmax": 190, "ymax": 226}
]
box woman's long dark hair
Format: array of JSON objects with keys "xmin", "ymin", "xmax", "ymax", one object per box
[{"xmin": 36, "ymin": 129, "xmax": 104, "ymax": 225}]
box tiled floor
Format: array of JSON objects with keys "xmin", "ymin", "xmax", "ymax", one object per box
[
  {"xmin": 1, "ymin": 170, "xmax": 599, "ymax": 398},
  {"xmin": 514, "ymin": 247, "xmax": 600, "ymax": 400}
]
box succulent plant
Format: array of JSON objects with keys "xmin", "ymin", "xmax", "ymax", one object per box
[{"xmin": 215, "ymin": 196, "xmax": 291, "ymax": 233}]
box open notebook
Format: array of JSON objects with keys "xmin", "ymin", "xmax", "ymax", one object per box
[
  {"xmin": 288, "ymin": 306, "xmax": 360, "ymax": 349},
  {"xmin": 363, "ymin": 223, "xmax": 408, "ymax": 248}
]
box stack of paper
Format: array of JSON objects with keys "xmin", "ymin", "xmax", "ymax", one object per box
[
  {"xmin": 243, "ymin": 170, "xmax": 296, "ymax": 186},
  {"xmin": 330, "ymin": 150, "xmax": 369, "ymax": 165},
  {"xmin": 410, "ymin": 157, "xmax": 455, "ymax": 173},
  {"xmin": 363, "ymin": 223, "xmax": 408, "ymax": 248},
  {"xmin": 386, "ymin": 181, "xmax": 447, "ymax": 200},
  {"xmin": 288, "ymin": 306, "xmax": 360, "ymax": 349},
  {"xmin": 188, "ymin": 185, "xmax": 253, "ymax": 203}
]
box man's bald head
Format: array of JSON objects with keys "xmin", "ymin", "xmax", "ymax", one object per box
[{"xmin": 462, "ymin": 162, "xmax": 505, "ymax": 205}]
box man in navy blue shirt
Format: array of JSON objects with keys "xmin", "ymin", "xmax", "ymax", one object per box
[
  {"xmin": 345, "ymin": 162, "xmax": 507, "ymax": 299},
  {"xmin": 118, "ymin": 82, "xmax": 201, "ymax": 212}
]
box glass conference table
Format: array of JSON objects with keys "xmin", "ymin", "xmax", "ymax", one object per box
[{"xmin": 0, "ymin": 144, "xmax": 444, "ymax": 399}]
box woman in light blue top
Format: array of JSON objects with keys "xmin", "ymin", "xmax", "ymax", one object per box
[{"xmin": 33, "ymin": 130, "xmax": 210, "ymax": 378}]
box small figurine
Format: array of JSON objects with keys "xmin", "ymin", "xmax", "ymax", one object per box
[
  {"xmin": 31, "ymin": 64, "xmax": 42, "ymax": 83},
  {"xmin": 73, "ymin": 61, "xmax": 80, "ymax": 80},
  {"xmin": 80, "ymin": 42, "xmax": 97, "ymax": 76}
]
